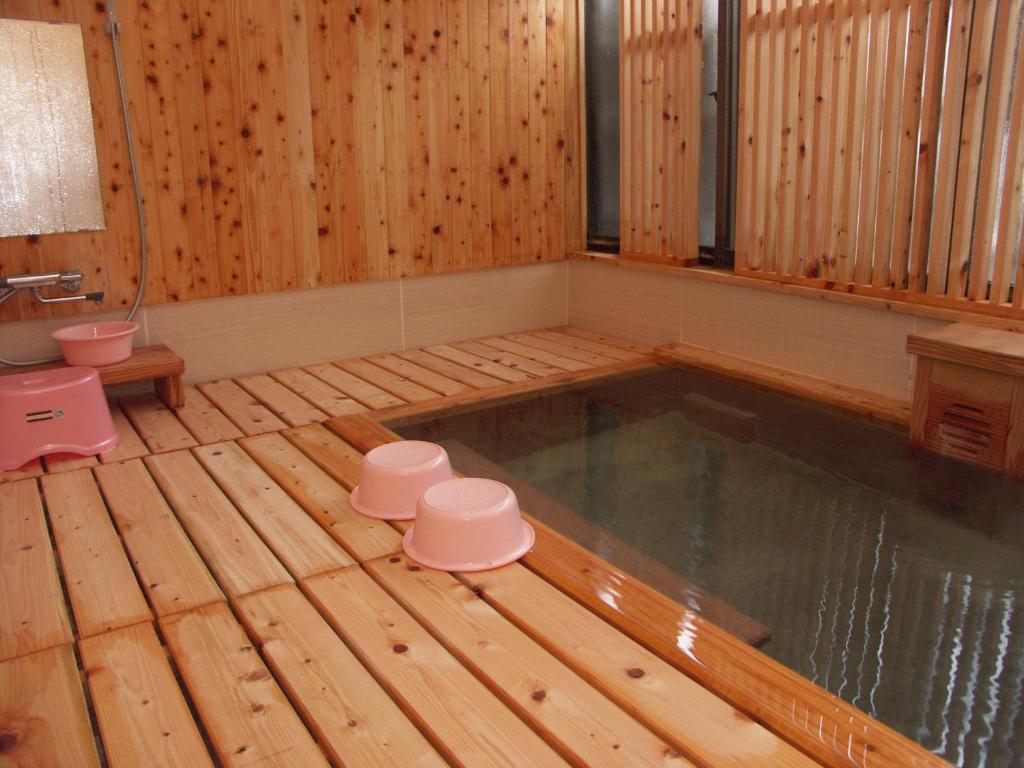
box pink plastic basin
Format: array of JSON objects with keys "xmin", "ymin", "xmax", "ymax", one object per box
[
  {"xmin": 403, "ymin": 477, "xmax": 536, "ymax": 572},
  {"xmin": 0, "ymin": 366, "xmax": 118, "ymax": 470},
  {"xmin": 350, "ymin": 440, "xmax": 453, "ymax": 520},
  {"xmin": 51, "ymin": 321, "xmax": 139, "ymax": 367}
]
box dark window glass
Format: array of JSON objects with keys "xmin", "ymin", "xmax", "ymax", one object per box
[
  {"xmin": 584, "ymin": 0, "xmax": 738, "ymax": 265},
  {"xmin": 701, "ymin": 0, "xmax": 738, "ymax": 267},
  {"xmin": 584, "ymin": 0, "xmax": 621, "ymax": 250}
]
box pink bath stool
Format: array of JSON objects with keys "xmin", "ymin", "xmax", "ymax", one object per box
[{"xmin": 0, "ymin": 366, "xmax": 118, "ymax": 470}]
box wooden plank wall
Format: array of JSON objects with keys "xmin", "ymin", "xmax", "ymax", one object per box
[
  {"xmin": 0, "ymin": 0, "xmax": 584, "ymax": 322},
  {"xmin": 619, "ymin": 0, "xmax": 702, "ymax": 266},
  {"xmin": 735, "ymin": 0, "xmax": 1024, "ymax": 318}
]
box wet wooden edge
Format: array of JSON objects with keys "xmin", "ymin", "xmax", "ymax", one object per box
[
  {"xmin": 360, "ymin": 357, "xmax": 663, "ymax": 429},
  {"xmin": 656, "ymin": 343, "xmax": 912, "ymax": 427},
  {"xmin": 326, "ymin": 382, "xmax": 947, "ymax": 768}
]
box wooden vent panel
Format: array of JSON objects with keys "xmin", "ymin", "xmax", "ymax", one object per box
[
  {"xmin": 922, "ymin": 384, "xmax": 1009, "ymax": 471},
  {"xmin": 909, "ymin": 324, "xmax": 1024, "ymax": 478}
]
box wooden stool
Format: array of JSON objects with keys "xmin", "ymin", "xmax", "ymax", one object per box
[
  {"xmin": 907, "ymin": 324, "xmax": 1024, "ymax": 477},
  {"xmin": 0, "ymin": 345, "xmax": 185, "ymax": 409}
]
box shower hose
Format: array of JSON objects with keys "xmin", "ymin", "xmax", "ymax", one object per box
[{"xmin": 0, "ymin": 0, "xmax": 148, "ymax": 367}]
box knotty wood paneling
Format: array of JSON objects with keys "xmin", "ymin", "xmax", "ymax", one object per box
[{"xmin": 0, "ymin": 0, "xmax": 583, "ymax": 321}]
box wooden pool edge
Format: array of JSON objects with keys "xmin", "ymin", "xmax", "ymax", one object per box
[
  {"xmin": 324, "ymin": 365, "xmax": 945, "ymax": 768},
  {"xmin": 656, "ymin": 342, "xmax": 913, "ymax": 427}
]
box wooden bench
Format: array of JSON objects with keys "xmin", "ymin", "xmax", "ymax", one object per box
[
  {"xmin": 0, "ymin": 345, "xmax": 185, "ymax": 409},
  {"xmin": 907, "ymin": 323, "xmax": 1024, "ymax": 476}
]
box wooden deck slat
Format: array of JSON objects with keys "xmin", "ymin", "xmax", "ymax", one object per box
[
  {"xmin": 365, "ymin": 353, "xmax": 472, "ymax": 396},
  {"xmin": 281, "ymin": 424, "xmax": 363, "ymax": 489},
  {"xmin": 527, "ymin": 329, "xmax": 647, "ymax": 362},
  {"xmin": 268, "ymin": 368, "xmax": 369, "ymax": 417},
  {"xmin": 121, "ymin": 393, "xmax": 200, "ymax": 453},
  {"xmin": 421, "ymin": 343, "xmax": 534, "ymax": 383},
  {"xmin": 552, "ymin": 326, "xmax": 655, "ymax": 355},
  {"xmin": 100, "ymin": 401, "xmax": 151, "ymax": 464},
  {"xmin": 0, "ymin": 457, "xmax": 44, "ymax": 484},
  {"xmin": 234, "ymin": 373, "xmax": 329, "ymax": 427},
  {"xmin": 235, "ymin": 584, "xmax": 445, "ymax": 768},
  {"xmin": 335, "ymin": 358, "xmax": 441, "ymax": 403},
  {"xmin": 0, "ymin": 479, "xmax": 73, "ymax": 662},
  {"xmin": 160, "ymin": 602, "xmax": 329, "ymax": 768},
  {"xmin": 42, "ymin": 452, "xmax": 98, "ymax": 473},
  {"xmin": 458, "ymin": 564, "xmax": 817, "ymax": 768},
  {"xmin": 0, "ymin": 644, "xmax": 101, "ymax": 767},
  {"xmin": 197, "ymin": 379, "xmax": 290, "ymax": 436},
  {"xmin": 175, "ymin": 385, "xmax": 246, "ymax": 444},
  {"xmin": 503, "ymin": 331, "xmax": 620, "ymax": 366},
  {"xmin": 395, "ymin": 348, "xmax": 507, "ymax": 388},
  {"xmin": 193, "ymin": 442, "xmax": 354, "ymax": 579},
  {"xmin": 145, "ymin": 451, "xmax": 293, "ymax": 598},
  {"xmin": 367, "ymin": 555, "xmax": 693, "ymax": 768},
  {"xmin": 478, "ymin": 336, "xmax": 592, "ymax": 372},
  {"xmin": 80, "ymin": 622, "xmax": 215, "ymax": 768},
  {"xmin": 241, "ymin": 433, "xmax": 403, "ymax": 561},
  {"xmin": 40, "ymin": 469, "xmax": 152, "ymax": 639},
  {"xmin": 303, "ymin": 362, "xmax": 407, "ymax": 409},
  {"xmin": 302, "ymin": 567, "xmax": 571, "ymax": 768},
  {"xmin": 95, "ymin": 460, "xmax": 224, "ymax": 616},
  {"xmin": 349, "ymin": 359, "xmax": 660, "ymax": 426},
  {"xmin": 451, "ymin": 339, "xmax": 562, "ymax": 377}
]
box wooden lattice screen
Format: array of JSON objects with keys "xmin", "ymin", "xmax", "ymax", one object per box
[
  {"xmin": 736, "ymin": 0, "xmax": 1024, "ymax": 316},
  {"xmin": 620, "ymin": 0, "xmax": 703, "ymax": 264}
]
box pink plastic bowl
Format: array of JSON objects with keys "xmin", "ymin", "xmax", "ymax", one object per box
[
  {"xmin": 350, "ymin": 440, "xmax": 453, "ymax": 520},
  {"xmin": 51, "ymin": 321, "xmax": 139, "ymax": 367},
  {"xmin": 403, "ymin": 477, "xmax": 536, "ymax": 572}
]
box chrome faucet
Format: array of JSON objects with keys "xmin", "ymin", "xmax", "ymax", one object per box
[{"xmin": 0, "ymin": 270, "xmax": 105, "ymax": 307}]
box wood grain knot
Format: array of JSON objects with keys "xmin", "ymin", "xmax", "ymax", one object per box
[
  {"xmin": 393, "ymin": 643, "xmax": 409, "ymax": 654},
  {"xmin": 0, "ymin": 731, "xmax": 20, "ymax": 754},
  {"xmin": 626, "ymin": 667, "xmax": 645, "ymax": 679}
]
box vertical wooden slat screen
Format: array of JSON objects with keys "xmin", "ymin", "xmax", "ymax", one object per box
[
  {"xmin": 620, "ymin": 0, "xmax": 702, "ymax": 265},
  {"xmin": 737, "ymin": 0, "xmax": 1024, "ymax": 317}
]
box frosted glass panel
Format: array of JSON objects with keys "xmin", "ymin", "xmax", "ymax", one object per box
[{"xmin": 0, "ymin": 19, "xmax": 105, "ymax": 237}]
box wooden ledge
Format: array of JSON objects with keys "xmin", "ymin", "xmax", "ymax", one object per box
[
  {"xmin": 907, "ymin": 322, "xmax": 1024, "ymax": 377},
  {"xmin": 0, "ymin": 345, "xmax": 185, "ymax": 409},
  {"xmin": 656, "ymin": 342, "xmax": 912, "ymax": 426}
]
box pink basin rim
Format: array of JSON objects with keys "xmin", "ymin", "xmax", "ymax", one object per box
[
  {"xmin": 402, "ymin": 520, "xmax": 536, "ymax": 572},
  {"xmin": 350, "ymin": 485, "xmax": 417, "ymax": 521},
  {"xmin": 51, "ymin": 321, "xmax": 139, "ymax": 342}
]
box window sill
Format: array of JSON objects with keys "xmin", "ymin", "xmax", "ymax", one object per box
[{"xmin": 569, "ymin": 251, "xmax": 1024, "ymax": 332}]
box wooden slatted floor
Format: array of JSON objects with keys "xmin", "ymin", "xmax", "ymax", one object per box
[
  {"xmin": 0, "ymin": 326, "xmax": 945, "ymax": 768},
  {"xmin": 0, "ymin": 327, "xmax": 649, "ymax": 486}
]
